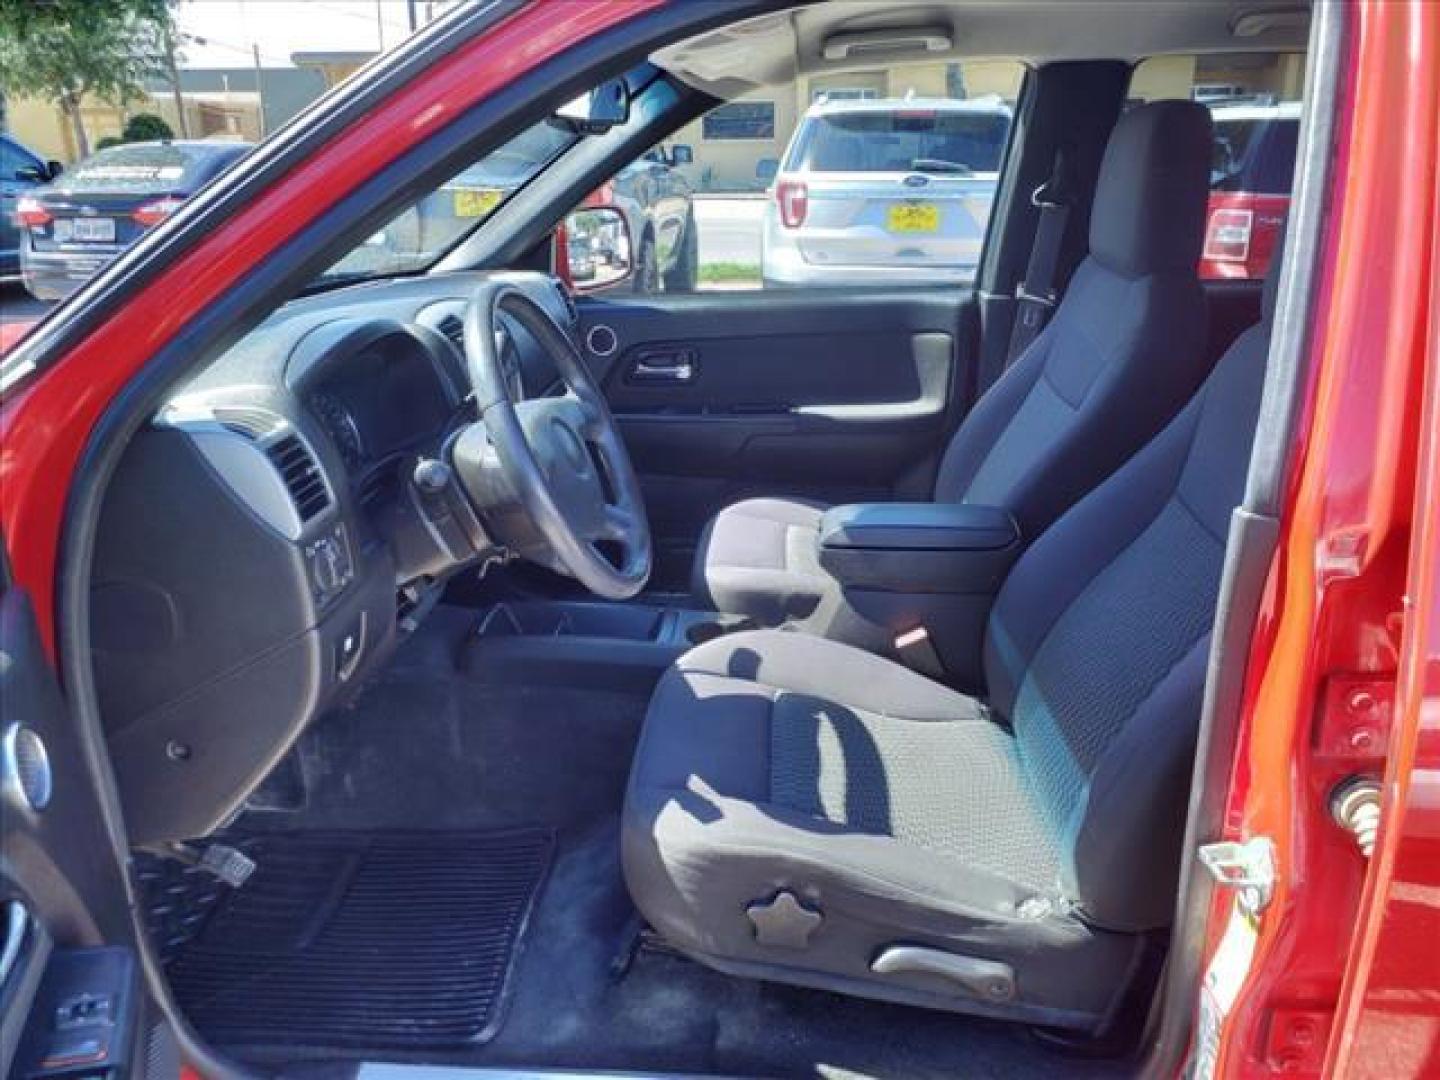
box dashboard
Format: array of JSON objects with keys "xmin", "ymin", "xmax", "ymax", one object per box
[{"xmin": 89, "ymin": 271, "xmax": 576, "ymax": 846}]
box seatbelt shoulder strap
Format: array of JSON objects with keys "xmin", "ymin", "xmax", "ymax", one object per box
[{"xmin": 1005, "ymin": 146, "xmax": 1074, "ymax": 366}]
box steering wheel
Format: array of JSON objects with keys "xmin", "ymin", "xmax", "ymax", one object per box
[{"xmin": 454, "ymin": 280, "xmax": 651, "ymax": 600}]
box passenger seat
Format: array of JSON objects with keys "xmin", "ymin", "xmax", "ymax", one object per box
[{"xmin": 693, "ymin": 100, "xmax": 1216, "ymax": 633}]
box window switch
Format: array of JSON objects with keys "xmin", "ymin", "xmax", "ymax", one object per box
[{"xmin": 55, "ymin": 993, "xmax": 113, "ymax": 1031}]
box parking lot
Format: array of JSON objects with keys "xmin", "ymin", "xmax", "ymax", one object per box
[
  {"xmin": 0, "ymin": 285, "xmax": 52, "ymax": 340},
  {"xmin": 694, "ymin": 195, "xmax": 766, "ymax": 288}
]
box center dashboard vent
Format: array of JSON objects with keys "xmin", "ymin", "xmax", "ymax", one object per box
[{"xmin": 265, "ymin": 433, "xmax": 330, "ymax": 523}]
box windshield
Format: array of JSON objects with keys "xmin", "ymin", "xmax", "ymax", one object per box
[
  {"xmin": 318, "ymin": 120, "xmax": 579, "ymax": 283},
  {"xmin": 59, "ymin": 143, "xmax": 233, "ymax": 195},
  {"xmin": 787, "ymin": 108, "xmax": 1012, "ymax": 174}
]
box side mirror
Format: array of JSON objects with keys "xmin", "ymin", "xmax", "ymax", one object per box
[
  {"xmin": 561, "ymin": 207, "xmax": 631, "ymax": 292},
  {"xmin": 668, "ymin": 144, "xmax": 694, "ymax": 166},
  {"xmin": 754, "ymin": 158, "xmax": 779, "ymax": 185},
  {"xmin": 553, "ymin": 78, "xmax": 630, "ymax": 134},
  {"xmin": 46, "ymin": 160, "xmax": 64, "ymax": 181}
]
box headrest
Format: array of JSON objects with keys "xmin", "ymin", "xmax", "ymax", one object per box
[
  {"xmin": 1262, "ymin": 223, "xmax": 1287, "ymax": 322},
  {"xmin": 1089, "ymin": 100, "xmax": 1213, "ymax": 277}
]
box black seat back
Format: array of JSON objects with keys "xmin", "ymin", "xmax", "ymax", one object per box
[
  {"xmin": 982, "ymin": 251, "xmax": 1283, "ymax": 931},
  {"xmin": 934, "ymin": 100, "xmax": 1215, "ymax": 540}
]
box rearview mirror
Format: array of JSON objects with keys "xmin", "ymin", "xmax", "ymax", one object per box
[
  {"xmin": 553, "ymin": 78, "xmax": 630, "ymax": 134},
  {"xmin": 562, "ymin": 207, "xmax": 631, "ymax": 292}
]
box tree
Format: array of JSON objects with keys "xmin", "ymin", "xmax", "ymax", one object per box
[
  {"xmin": 122, "ymin": 112, "xmax": 174, "ymax": 142},
  {"xmin": 0, "ymin": 0, "xmax": 177, "ymax": 159}
]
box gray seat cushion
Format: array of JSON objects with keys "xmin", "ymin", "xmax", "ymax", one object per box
[
  {"xmin": 623, "ymin": 629, "xmax": 1146, "ymax": 1030},
  {"xmin": 691, "ymin": 101, "xmax": 1214, "ymax": 637},
  {"xmin": 690, "ymin": 497, "xmax": 831, "ymax": 622}
]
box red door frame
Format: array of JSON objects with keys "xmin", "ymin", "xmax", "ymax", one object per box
[
  {"xmin": 1200, "ymin": 3, "xmax": 1440, "ymax": 1076},
  {"xmin": 2, "ymin": 0, "xmax": 1437, "ymax": 1075}
]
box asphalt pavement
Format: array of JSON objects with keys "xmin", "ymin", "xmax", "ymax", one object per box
[
  {"xmin": 694, "ymin": 194, "xmax": 765, "ymax": 268},
  {"xmin": 1, "ymin": 284, "xmax": 52, "ymax": 329}
]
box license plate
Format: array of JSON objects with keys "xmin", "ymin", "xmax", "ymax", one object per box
[
  {"xmin": 453, "ymin": 188, "xmax": 503, "ymax": 218},
  {"xmin": 54, "ymin": 217, "xmax": 116, "ymax": 243},
  {"xmin": 887, "ymin": 203, "xmax": 940, "ymax": 233}
]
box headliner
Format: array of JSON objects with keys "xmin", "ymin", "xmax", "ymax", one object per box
[{"xmin": 654, "ymin": 1, "xmax": 1310, "ymax": 97}]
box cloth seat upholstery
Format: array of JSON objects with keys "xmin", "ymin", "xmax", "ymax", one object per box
[{"xmin": 624, "ymin": 253, "xmax": 1283, "ymax": 1028}]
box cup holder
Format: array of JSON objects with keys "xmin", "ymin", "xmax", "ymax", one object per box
[{"xmin": 684, "ymin": 614, "xmax": 758, "ymax": 645}]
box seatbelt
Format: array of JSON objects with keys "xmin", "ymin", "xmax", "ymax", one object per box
[{"xmin": 1005, "ymin": 147, "xmax": 1073, "ymax": 365}]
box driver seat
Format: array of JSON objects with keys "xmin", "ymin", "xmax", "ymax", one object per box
[{"xmin": 622, "ymin": 255, "xmax": 1282, "ymax": 1031}]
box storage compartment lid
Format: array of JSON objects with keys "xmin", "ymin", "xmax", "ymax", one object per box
[{"xmin": 819, "ymin": 503, "xmax": 1019, "ymax": 551}]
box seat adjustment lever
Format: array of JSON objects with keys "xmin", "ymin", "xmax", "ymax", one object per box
[{"xmin": 871, "ymin": 945, "xmax": 1016, "ymax": 1002}]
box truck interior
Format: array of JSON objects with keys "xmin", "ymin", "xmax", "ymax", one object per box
[{"xmin": 3, "ymin": 2, "xmax": 1332, "ymax": 1078}]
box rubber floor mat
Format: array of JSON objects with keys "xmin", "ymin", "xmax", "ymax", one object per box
[{"xmin": 156, "ymin": 829, "xmax": 554, "ymax": 1052}]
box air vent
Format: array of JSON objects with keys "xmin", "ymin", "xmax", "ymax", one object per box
[
  {"xmin": 265, "ymin": 433, "xmax": 330, "ymax": 523},
  {"xmin": 437, "ymin": 314, "xmax": 465, "ymax": 351},
  {"xmin": 213, "ymin": 406, "xmax": 283, "ymax": 439}
]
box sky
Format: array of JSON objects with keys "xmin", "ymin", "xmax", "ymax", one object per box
[{"xmin": 173, "ymin": 0, "xmax": 466, "ymax": 69}]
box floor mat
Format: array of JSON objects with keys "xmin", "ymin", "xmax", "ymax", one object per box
[{"xmin": 152, "ymin": 828, "xmax": 554, "ymax": 1053}]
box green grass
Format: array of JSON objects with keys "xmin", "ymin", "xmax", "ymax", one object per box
[{"xmin": 698, "ymin": 261, "xmax": 761, "ymax": 284}]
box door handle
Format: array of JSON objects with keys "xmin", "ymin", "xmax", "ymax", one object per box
[{"xmin": 628, "ymin": 348, "xmax": 698, "ymax": 384}]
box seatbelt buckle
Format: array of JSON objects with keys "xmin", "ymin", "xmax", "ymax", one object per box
[{"xmin": 894, "ymin": 626, "xmax": 946, "ymax": 679}]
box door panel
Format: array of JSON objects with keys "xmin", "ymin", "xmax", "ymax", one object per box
[
  {"xmin": 0, "ymin": 577, "xmax": 141, "ymax": 1079},
  {"xmin": 575, "ymin": 288, "xmax": 976, "ymax": 588}
]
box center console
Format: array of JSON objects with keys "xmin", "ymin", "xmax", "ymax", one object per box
[
  {"xmin": 463, "ymin": 599, "xmax": 756, "ymax": 693},
  {"xmin": 812, "ymin": 501, "xmax": 1023, "ymax": 689}
]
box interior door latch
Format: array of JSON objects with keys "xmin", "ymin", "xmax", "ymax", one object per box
[{"xmin": 1198, "ymin": 836, "xmax": 1277, "ymax": 915}]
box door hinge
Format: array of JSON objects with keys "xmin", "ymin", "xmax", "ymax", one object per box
[{"xmin": 1198, "ymin": 836, "xmax": 1277, "ymax": 915}]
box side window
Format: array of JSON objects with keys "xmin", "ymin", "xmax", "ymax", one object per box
[
  {"xmin": 563, "ymin": 60, "xmax": 1025, "ymax": 296},
  {"xmin": 1130, "ymin": 52, "xmax": 1306, "ymax": 281}
]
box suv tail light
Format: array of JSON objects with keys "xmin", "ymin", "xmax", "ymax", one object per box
[
  {"xmin": 1203, "ymin": 207, "xmax": 1254, "ymax": 263},
  {"xmin": 776, "ymin": 179, "xmax": 808, "ymax": 229},
  {"xmin": 15, "ymin": 197, "xmax": 51, "ymax": 229},
  {"xmin": 133, "ymin": 196, "xmax": 184, "ymax": 227}
]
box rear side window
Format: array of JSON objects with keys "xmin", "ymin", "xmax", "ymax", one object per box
[
  {"xmin": 61, "ymin": 144, "xmax": 221, "ymax": 195},
  {"xmin": 1130, "ymin": 52, "xmax": 1306, "ymax": 280},
  {"xmin": 1211, "ymin": 115, "xmax": 1300, "ymax": 195},
  {"xmin": 1, "ymin": 138, "xmax": 41, "ymax": 180},
  {"xmin": 785, "ymin": 109, "xmax": 1012, "ymax": 174}
]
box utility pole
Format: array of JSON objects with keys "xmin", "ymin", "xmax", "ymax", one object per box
[
  {"xmin": 406, "ymin": 0, "xmax": 418, "ymax": 33},
  {"xmin": 163, "ymin": 22, "xmax": 191, "ymax": 137},
  {"xmin": 252, "ymin": 43, "xmax": 267, "ymax": 138},
  {"xmin": 375, "ymin": 0, "xmax": 385, "ymax": 51}
]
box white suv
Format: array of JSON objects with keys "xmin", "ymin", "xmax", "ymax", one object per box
[{"xmin": 761, "ymin": 96, "xmax": 1012, "ymax": 288}]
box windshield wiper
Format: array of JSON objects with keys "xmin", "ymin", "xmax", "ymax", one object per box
[{"xmin": 909, "ymin": 158, "xmax": 973, "ymax": 175}]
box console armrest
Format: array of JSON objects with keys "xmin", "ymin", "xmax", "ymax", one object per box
[
  {"xmin": 819, "ymin": 503, "xmax": 1018, "ymax": 552},
  {"xmin": 817, "ymin": 503, "xmax": 1020, "ymax": 595}
]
